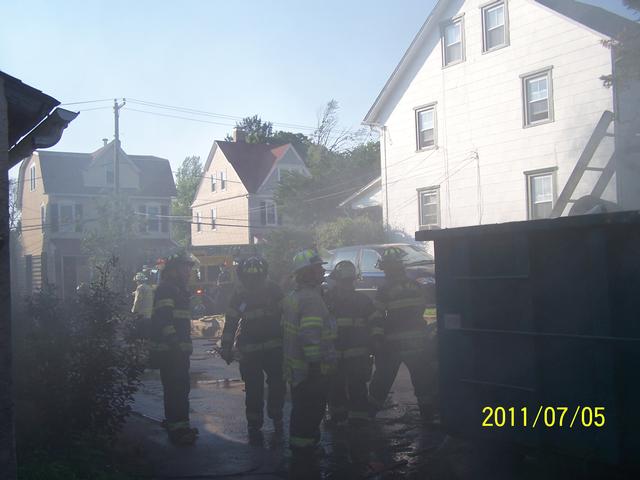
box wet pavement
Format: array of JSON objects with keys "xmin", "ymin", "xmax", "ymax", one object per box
[{"xmin": 122, "ymin": 338, "xmax": 630, "ymax": 479}]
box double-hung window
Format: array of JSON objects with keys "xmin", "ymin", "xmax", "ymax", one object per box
[
  {"xmin": 482, "ymin": 2, "xmax": 508, "ymax": 51},
  {"xmin": 211, "ymin": 174, "xmax": 217, "ymax": 192},
  {"xmin": 195, "ymin": 212, "xmax": 202, "ymax": 232},
  {"xmin": 522, "ymin": 68, "xmax": 553, "ymax": 126},
  {"xmin": 418, "ymin": 188, "xmax": 440, "ymax": 229},
  {"xmin": 210, "ymin": 208, "xmax": 217, "ymax": 230},
  {"xmin": 416, "ymin": 106, "xmax": 436, "ymax": 150},
  {"xmin": 526, "ymin": 170, "xmax": 556, "ymax": 219},
  {"xmin": 220, "ymin": 171, "xmax": 227, "ymax": 190},
  {"xmin": 260, "ymin": 200, "xmax": 278, "ymax": 226},
  {"xmin": 442, "ymin": 18, "xmax": 464, "ymax": 66},
  {"xmin": 147, "ymin": 206, "xmax": 159, "ymax": 232}
]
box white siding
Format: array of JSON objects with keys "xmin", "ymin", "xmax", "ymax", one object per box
[{"xmin": 378, "ymin": 0, "xmax": 616, "ymax": 238}]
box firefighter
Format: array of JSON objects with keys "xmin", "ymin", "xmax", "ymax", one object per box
[
  {"xmin": 149, "ymin": 250, "xmax": 199, "ymax": 445},
  {"xmin": 132, "ymin": 272, "xmax": 154, "ymax": 323},
  {"xmin": 324, "ymin": 260, "xmax": 379, "ymax": 425},
  {"xmin": 220, "ymin": 256, "xmax": 286, "ymax": 437},
  {"xmin": 368, "ymin": 247, "xmax": 435, "ymax": 423},
  {"xmin": 283, "ymin": 249, "xmax": 337, "ymax": 455}
]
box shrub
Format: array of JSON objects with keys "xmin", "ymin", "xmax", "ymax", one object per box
[
  {"xmin": 262, "ymin": 227, "xmax": 315, "ymax": 285},
  {"xmin": 315, "ymin": 216, "xmax": 385, "ymax": 251},
  {"xmin": 14, "ymin": 258, "xmax": 145, "ymax": 452}
]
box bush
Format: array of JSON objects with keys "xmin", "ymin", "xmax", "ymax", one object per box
[
  {"xmin": 14, "ymin": 258, "xmax": 145, "ymax": 453},
  {"xmin": 262, "ymin": 227, "xmax": 315, "ymax": 285},
  {"xmin": 315, "ymin": 216, "xmax": 385, "ymax": 251}
]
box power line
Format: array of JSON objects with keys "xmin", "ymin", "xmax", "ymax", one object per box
[{"xmin": 60, "ymin": 98, "xmax": 113, "ymax": 106}]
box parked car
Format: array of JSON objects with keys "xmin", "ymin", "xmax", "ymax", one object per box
[{"xmin": 324, "ymin": 243, "xmax": 436, "ymax": 306}]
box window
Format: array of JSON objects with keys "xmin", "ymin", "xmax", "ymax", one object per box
[
  {"xmin": 147, "ymin": 206, "xmax": 159, "ymax": 232},
  {"xmin": 416, "ymin": 106, "xmax": 436, "ymax": 149},
  {"xmin": 482, "ymin": 2, "xmax": 508, "ymax": 52},
  {"xmin": 29, "ymin": 165, "xmax": 36, "ymax": 191},
  {"xmin": 442, "ymin": 18, "xmax": 464, "ymax": 66},
  {"xmin": 195, "ymin": 212, "xmax": 202, "ymax": 232},
  {"xmin": 220, "ymin": 171, "xmax": 227, "ymax": 190},
  {"xmin": 106, "ymin": 169, "xmax": 114, "ymax": 185},
  {"xmin": 74, "ymin": 204, "xmax": 83, "ymax": 233},
  {"xmin": 360, "ymin": 249, "xmax": 381, "ymax": 273},
  {"xmin": 526, "ymin": 170, "xmax": 555, "ymax": 219},
  {"xmin": 210, "ymin": 208, "xmax": 217, "ymax": 230},
  {"xmin": 211, "ymin": 174, "xmax": 216, "ymax": 192},
  {"xmin": 419, "ymin": 188, "xmax": 440, "ymax": 228},
  {"xmin": 330, "ymin": 248, "xmax": 359, "ymax": 269},
  {"xmin": 260, "ymin": 200, "xmax": 278, "ymax": 226},
  {"xmin": 160, "ymin": 205, "xmax": 169, "ymax": 232},
  {"xmin": 138, "ymin": 205, "xmax": 147, "ymax": 233},
  {"xmin": 59, "ymin": 205, "xmax": 74, "ymax": 233},
  {"xmin": 522, "ymin": 69, "xmax": 553, "ymax": 126}
]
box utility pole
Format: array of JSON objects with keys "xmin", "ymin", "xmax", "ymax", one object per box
[{"xmin": 113, "ymin": 98, "xmax": 126, "ymax": 194}]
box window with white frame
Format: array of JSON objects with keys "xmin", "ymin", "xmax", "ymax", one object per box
[
  {"xmin": 29, "ymin": 164, "xmax": 36, "ymax": 191},
  {"xmin": 442, "ymin": 18, "xmax": 464, "ymax": 66},
  {"xmin": 220, "ymin": 171, "xmax": 227, "ymax": 190},
  {"xmin": 416, "ymin": 106, "xmax": 436, "ymax": 150},
  {"xmin": 147, "ymin": 206, "xmax": 160, "ymax": 232},
  {"xmin": 482, "ymin": 2, "xmax": 508, "ymax": 52},
  {"xmin": 211, "ymin": 208, "xmax": 217, "ymax": 230},
  {"xmin": 527, "ymin": 171, "xmax": 555, "ymax": 219},
  {"xmin": 211, "ymin": 174, "xmax": 217, "ymax": 192},
  {"xmin": 522, "ymin": 69, "xmax": 553, "ymax": 126},
  {"xmin": 418, "ymin": 188, "xmax": 440, "ymax": 228},
  {"xmin": 260, "ymin": 200, "xmax": 278, "ymax": 226},
  {"xmin": 195, "ymin": 211, "xmax": 202, "ymax": 232},
  {"xmin": 59, "ymin": 204, "xmax": 75, "ymax": 233}
]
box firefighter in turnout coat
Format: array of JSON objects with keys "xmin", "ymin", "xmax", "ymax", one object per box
[
  {"xmin": 368, "ymin": 247, "xmax": 435, "ymax": 422},
  {"xmin": 221, "ymin": 256, "xmax": 286, "ymax": 435},
  {"xmin": 324, "ymin": 260, "xmax": 379, "ymax": 425},
  {"xmin": 149, "ymin": 251, "xmax": 199, "ymax": 445},
  {"xmin": 283, "ymin": 249, "xmax": 337, "ymax": 454}
]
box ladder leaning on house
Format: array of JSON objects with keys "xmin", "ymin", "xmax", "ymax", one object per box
[{"xmin": 550, "ymin": 110, "xmax": 616, "ymax": 218}]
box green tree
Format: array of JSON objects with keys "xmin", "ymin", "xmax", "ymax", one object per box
[
  {"xmin": 172, "ymin": 155, "xmax": 202, "ymax": 246},
  {"xmin": 315, "ymin": 216, "xmax": 385, "ymax": 251},
  {"xmin": 225, "ymin": 115, "xmax": 274, "ymax": 143},
  {"xmin": 601, "ymin": 2, "xmax": 640, "ymax": 87}
]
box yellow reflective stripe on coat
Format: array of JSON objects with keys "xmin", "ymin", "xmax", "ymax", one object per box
[
  {"xmin": 162, "ymin": 325, "xmax": 177, "ymax": 336},
  {"xmin": 173, "ymin": 309, "xmax": 191, "ymax": 319},
  {"xmin": 300, "ymin": 316, "xmax": 322, "ymax": 329},
  {"xmin": 240, "ymin": 339, "xmax": 283, "ymax": 353},
  {"xmin": 284, "ymin": 322, "xmax": 299, "ymax": 335},
  {"xmin": 371, "ymin": 327, "xmax": 384, "ymax": 336},
  {"xmin": 155, "ymin": 298, "xmax": 175, "ymax": 309},
  {"xmin": 340, "ymin": 346, "xmax": 368, "ymax": 358},
  {"xmin": 290, "ymin": 436, "xmax": 317, "ymax": 448},
  {"xmin": 303, "ymin": 345, "xmax": 321, "ymax": 361},
  {"xmin": 387, "ymin": 297, "xmax": 425, "ymax": 310}
]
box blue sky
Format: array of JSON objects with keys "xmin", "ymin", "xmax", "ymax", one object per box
[{"xmin": 2, "ymin": 0, "xmax": 636, "ymax": 172}]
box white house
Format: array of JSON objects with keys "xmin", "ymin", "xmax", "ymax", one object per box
[
  {"xmin": 191, "ymin": 128, "xmax": 309, "ymax": 246},
  {"xmin": 363, "ymin": 0, "xmax": 640, "ymax": 239}
]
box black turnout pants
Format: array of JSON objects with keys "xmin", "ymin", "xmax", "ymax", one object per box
[
  {"xmin": 159, "ymin": 352, "xmax": 191, "ymax": 429},
  {"xmin": 328, "ymin": 356, "xmax": 372, "ymax": 421},
  {"xmin": 238, "ymin": 348, "xmax": 285, "ymax": 428},
  {"xmin": 289, "ymin": 375, "xmax": 329, "ymax": 451}
]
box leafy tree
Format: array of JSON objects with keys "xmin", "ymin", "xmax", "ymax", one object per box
[
  {"xmin": 262, "ymin": 227, "xmax": 315, "ymax": 286},
  {"xmin": 601, "ymin": 2, "xmax": 640, "ymax": 87},
  {"xmin": 9, "ymin": 178, "xmax": 20, "ymax": 232},
  {"xmin": 172, "ymin": 155, "xmax": 203, "ymax": 246},
  {"xmin": 315, "ymin": 216, "xmax": 385, "ymax": 251},
  {"xmin": 225, "ymin": 115, "xmax": 274, "ymax": 143}
]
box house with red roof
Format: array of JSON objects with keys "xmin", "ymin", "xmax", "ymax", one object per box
[{"xmin": 190, "ymin": 128, "xmax": 309, "ymax": 247}]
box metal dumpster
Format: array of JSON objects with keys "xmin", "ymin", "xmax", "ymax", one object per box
[{"xmin": 416, "ymin": 211, "xmax": 640, "ymax": 468}]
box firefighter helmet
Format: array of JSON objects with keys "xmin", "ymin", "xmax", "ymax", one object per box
[
  {"xmin": 375, "ymin": 246, "xmax": 407, "ymax": 271},
  {"xmin": 330, "ymin": 260, "xmax": 357, "ymax": 280},
  {"xmin": 292, "ymin": 249, "xmax": 326, "ymax": 273},
  {"xmin": 133, "ymin": 272, "xmax": 149, "ymax": 282},
  {"xmin": 162, "ymin": 249, "xmax": 198, "ymax": 270},
  {"xmin": 238, "ymin": 256, "xmax": 268, "ymax": 281}
]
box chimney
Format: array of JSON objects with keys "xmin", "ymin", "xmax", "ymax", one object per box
[
  {"xmin": 102, "ymin": 138, "xmax": 109, "ymax": 147},
  {"xmin": 232, "ymin": 127, "xmax": 246, "ymax": 143}
]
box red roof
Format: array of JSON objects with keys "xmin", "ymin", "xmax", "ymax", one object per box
[{"xmin": 216, "ymin": 141, "xmax": 291, "ymax": 193}]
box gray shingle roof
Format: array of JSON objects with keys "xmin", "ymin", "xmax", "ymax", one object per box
[{"xmin": 37, "ymin": 142, "xmax": 176, "ymax": 197}]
